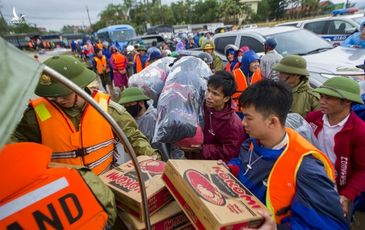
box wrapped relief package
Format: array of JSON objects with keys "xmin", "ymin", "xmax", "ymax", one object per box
[
  {"xmin": 153, "ymin": 56, "xmax": 212, "ymax": 147},
  {"xmin": 129, "ymin": 57, "xmax": 175, "ymax": 102}
]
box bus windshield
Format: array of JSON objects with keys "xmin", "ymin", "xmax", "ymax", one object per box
[{"xmin": 110, "ymin": 29, "xmax": 135, "ymax": 42}]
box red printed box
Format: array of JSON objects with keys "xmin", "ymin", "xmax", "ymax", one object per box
[
  {"xmin": 100, "ymin": 156, "xmax": 173, "ymax": 221},
  {"xmin": 118, "ymin": 201, "xmax": 193, "ymax": 230},
  {"xmin": 162, "ymin": 160, "xmax": 266, "ymax": 230}
]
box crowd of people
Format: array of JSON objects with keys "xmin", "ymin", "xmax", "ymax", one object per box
[{"xmin": 3, "ymin": 25, "xmax": 365, "ymax": 229}]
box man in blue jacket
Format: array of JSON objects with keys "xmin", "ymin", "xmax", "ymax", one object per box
[{"xmin": 228, "ymin": 79, "xmax": 348, "ymax": 229}]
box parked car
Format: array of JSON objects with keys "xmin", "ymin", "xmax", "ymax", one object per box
[
  {"xmin": 126, "ymin": 34, "xmax": 174, "ymax": 50},
  {"xmin": 276, "ymin": 14, "xmax": 365, "ymax": 45},
  {"xmin": 212, "ymin": 26, "xmax": 365, "ymax": 87}
]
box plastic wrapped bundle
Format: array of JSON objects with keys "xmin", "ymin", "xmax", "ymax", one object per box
[
  {"xmin": 285, "ymin": 113, "xmax": 321, "ymax": 149},
  {"xmin": 128, "ymin": 57, "xmax": 175, "ymax": 102},
  {"xmin": 153, "ymin": 56, "xmax": 212, "ymax": 145}
]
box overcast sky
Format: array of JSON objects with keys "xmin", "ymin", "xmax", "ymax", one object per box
[{"xmin": 1, "ymin": 0, "xmax": 363, "ymax": 31}]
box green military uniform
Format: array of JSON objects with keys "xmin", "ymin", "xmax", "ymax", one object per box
[
  {"xmin": 202, "ymin": 42, "xmax": 223, "ymax": 73},
  {"xmin": 273, "ymin": 55, "xmax": 319, "ymax": 118},
  {"xmin": 290, "ymin": 78, "xmax": 320, "ymax": 117},
  {"xmin": 11, "ymin": 101, "xmax": 159, "ymax": 158},
  {"xmin": 11, "ymin": 55, "xmax": 160, "ymax": 160},
  {"xmin": 212, "ymin": 53, "xmax": 223, "ymax": 72}
]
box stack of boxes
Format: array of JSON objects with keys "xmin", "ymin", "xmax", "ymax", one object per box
[{"xmin": 100, "ymin": 156, "xmax": 267, "ymax": 229}]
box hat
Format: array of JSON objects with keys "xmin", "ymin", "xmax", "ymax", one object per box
[
  {"xmin": 137, "ymin": 45, "xmax": 147, "ymax": 51},
  {"xmin": 35, "ymin": 55, "xmax": 96, "ymax": 97},
  {"xmin": 273, "ymin": 55, "xmax": 309, "ymax": 76},
  {"xmin": 126, "ymin": 45, "xmax": 134, "ymax": 52},
  {"xmin": 238, "ymin": 46, "xmax": 249, "ymax": 53},
  {"xmin": 197, "ymin": 52, "xmax": 213, "ymax": 65},
  {"xmin": 203, "ymin": 42, "xmax": 215, "ymax": 50},
  {"xmin": 265, "ymin": 37, "xmax": 277, "ymax": 49},
  {"xmin": 149, "ymin": 50, "xmax": 162, "ymax": 61},
  {"xmin": 119, "ymin": 87, "xmax": 150, "ymax": 104},
  {"xmin": 313, "ymin": 77, "xmax": 363, "ymax": 104}
]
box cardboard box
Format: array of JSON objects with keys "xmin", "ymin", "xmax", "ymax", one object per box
[
  {"xmin": 118, "ymin": 201, "xmax": 193, "ymax": 230},
  {"xmin": 162, "ymin": 160, "xmax": 266, "ymax": 230},
  {"xmin": 100, "ymin": 156, "xmax": 173, "ymax": 220}
]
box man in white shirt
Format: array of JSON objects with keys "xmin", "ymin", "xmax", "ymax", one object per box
[
  {"xmin": 306, "ymin": 77, "xmax": 365, "ymax": 218},
  {"xmin": 260, "ymin": 37, "xmax": 282, "ymax": 79}
]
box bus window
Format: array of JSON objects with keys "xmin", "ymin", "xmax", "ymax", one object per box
[{"xmin": 110, "ymin": 30, "xmax": 135, "ymax": 41}]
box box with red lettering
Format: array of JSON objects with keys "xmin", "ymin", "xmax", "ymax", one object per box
[
  {"xmin": 100, "ymin": 156, "xmax": 173, "ymax": 220},
  {"xmin": 118, "ymin": 201, "xmax": 193, "ymax": 230},
  {"xmin": 162, "ymin": 160, "xmax": 266, "ymax": 230}
]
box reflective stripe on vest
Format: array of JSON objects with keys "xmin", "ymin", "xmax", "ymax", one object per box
[
  {"xmin": 31, "ymin": 92, "xmax": 115, "ymax": 175},
  {"xmin": 111, "ymin": 53, "xmax": 126, "ymax": 70},
  {"xmin": 266, "ymin": 128, "xmax": 335, "ymax": 224},
  {"xmin": 94, "ymin": 56, "xmax": 107, "ymax": 74},
  {"xmin": 0, "ymin": 168, "xmax": 108, "ymax": 229},
  {"xmin": 232, "ymin": 68, "xmax": 262, "ymax": 111}
]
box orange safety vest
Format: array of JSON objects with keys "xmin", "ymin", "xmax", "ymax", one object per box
[
  {"xmin": 30, "ymin": 92, "xmax": 115, "ymax": 175},
  {"xmin": 266, "ymin": 128, "xmax": 335, "ymax": 223},
  {"xmin": 94, "ymin": 55, "xmax": 107, "ymax": 74},
  {"xmin": 225, "ymin": 62, "xmax": 239, "ymax": 73},
  {"xmin": 134, "ymin": 54, "xmax": 146, "ymax": 73},
  {"xmin": 232, "ymin": 68, "xmax": 262, "ymax": 111},
  {"xmin": 0, "ymin": 142, "xmax": 108, "ymax": 229},
  {"xmin": 111, "ymin": 53, "xmax": 127, "ymax": 71}
]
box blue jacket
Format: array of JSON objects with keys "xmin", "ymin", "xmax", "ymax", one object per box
[
  {"xmin": 352, "ymin": 94, "xmax": 365, "ymax": 121},
  {"xmin": 240, "ymin": 50, "xmax": 259, "ymax": 78},
  {"xmin": 228, "ymin": 138, "xmax": 348, "ymax": 230}
]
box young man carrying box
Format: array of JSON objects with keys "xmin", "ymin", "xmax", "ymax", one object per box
[{"xmin": 228, "ymin": 79, "xmax": 347, "ymax": 229}]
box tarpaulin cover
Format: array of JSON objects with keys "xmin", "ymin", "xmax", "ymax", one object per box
[{"xmin": 0, "ymin": 38, "xmax": 44, "ymax": 148}]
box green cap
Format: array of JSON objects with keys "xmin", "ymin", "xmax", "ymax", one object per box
[
  {"xmin": 35, "ymin": 55, "xmax": 96, "ymax": 97},
  {"xmin": 314, "ymin": 77, "xmax": 363, "ymax": 104},
  {"xmin": 273, "ymin": 55, "xmax": 309, "ymax": 76},
  {"xmin": 137, "ymin": 45, "xmax": 147, "ymax": 51},
  {"xmin": 119, "ymin": 87, "xmax": 150, "ymax": 104}
]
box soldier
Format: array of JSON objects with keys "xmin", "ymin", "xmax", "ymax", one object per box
[
  {"xmin": 202, "ymin": 42, "xmax": 223, "ymax": 73},
  {"xmin": 11, "ymin": 55, "xmax": 160, "ymax": 175}
]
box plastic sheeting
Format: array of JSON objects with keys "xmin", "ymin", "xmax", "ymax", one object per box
[
  {"xmin": 285, "ymin": 113, "xmax": 321, "ymax": 149},
  {"xmin": 0, "ymin": 38, "xmax": 44, "ymax": 147},
  {"xmin": 153, "ymin": 56, "xmax": 212, "ymax": 145},
  {"xmin": 128, "ymin": 57, "xmax": 175, "ymax": 103}
]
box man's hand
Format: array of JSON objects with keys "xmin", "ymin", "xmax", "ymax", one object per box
[
  {"xmin": 244, "ymin": 209, "xmax": 276, "ymax": 230},
  {"xmin": 340, "ymin": 195, "xmax": 351, "ymax": 217}
]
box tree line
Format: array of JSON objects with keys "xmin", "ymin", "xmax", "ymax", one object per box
[{"xmin": 90, "ymin": 0, "xmax": 339, "ymax": 34}]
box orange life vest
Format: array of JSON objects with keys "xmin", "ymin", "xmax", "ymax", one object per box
[
  {"xmin": 134, "ymin": 54, "xmax": 146, "ymax": 73},
  {"xmin": 0, "ymin": 142, "xmax": 108, "ymax": 229},
  {"xmin": 225, "ymin": 62, "xmax": 239, "ymax": 73},
  {"xmin": 232, "ymin": 68, "xmax": 262, "ymax": 111},
  {"xmin": 111, "ymin": 53, "xmax": 127, "ymax": 71},
  {"xmin": 94, "ymin": 55, "xmax": 107, "ymax": 74},
  {"xmin": 266, "ymin": 128, "xmax": 335, "ymax": 223},
  {"xmin": 30, "ymin": 92, "xmax": 115, "ymax": 175}
]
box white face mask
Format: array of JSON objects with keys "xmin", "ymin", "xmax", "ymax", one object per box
[{"xmin": 238, "ymin": 56, "xmax": 242, "ymax": 63}]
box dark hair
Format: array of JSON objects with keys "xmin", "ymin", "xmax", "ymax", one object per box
[
  {"xmin": 207, "ymin": 71, "xmax": 236, "ymax": 97},
  {"xmin": 152, "ymin": 41, "xmax": 157, "ymax": 47},
  {"xmin": 239, "ymin": 79, "xmax": 292, "ymax": 125}
]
